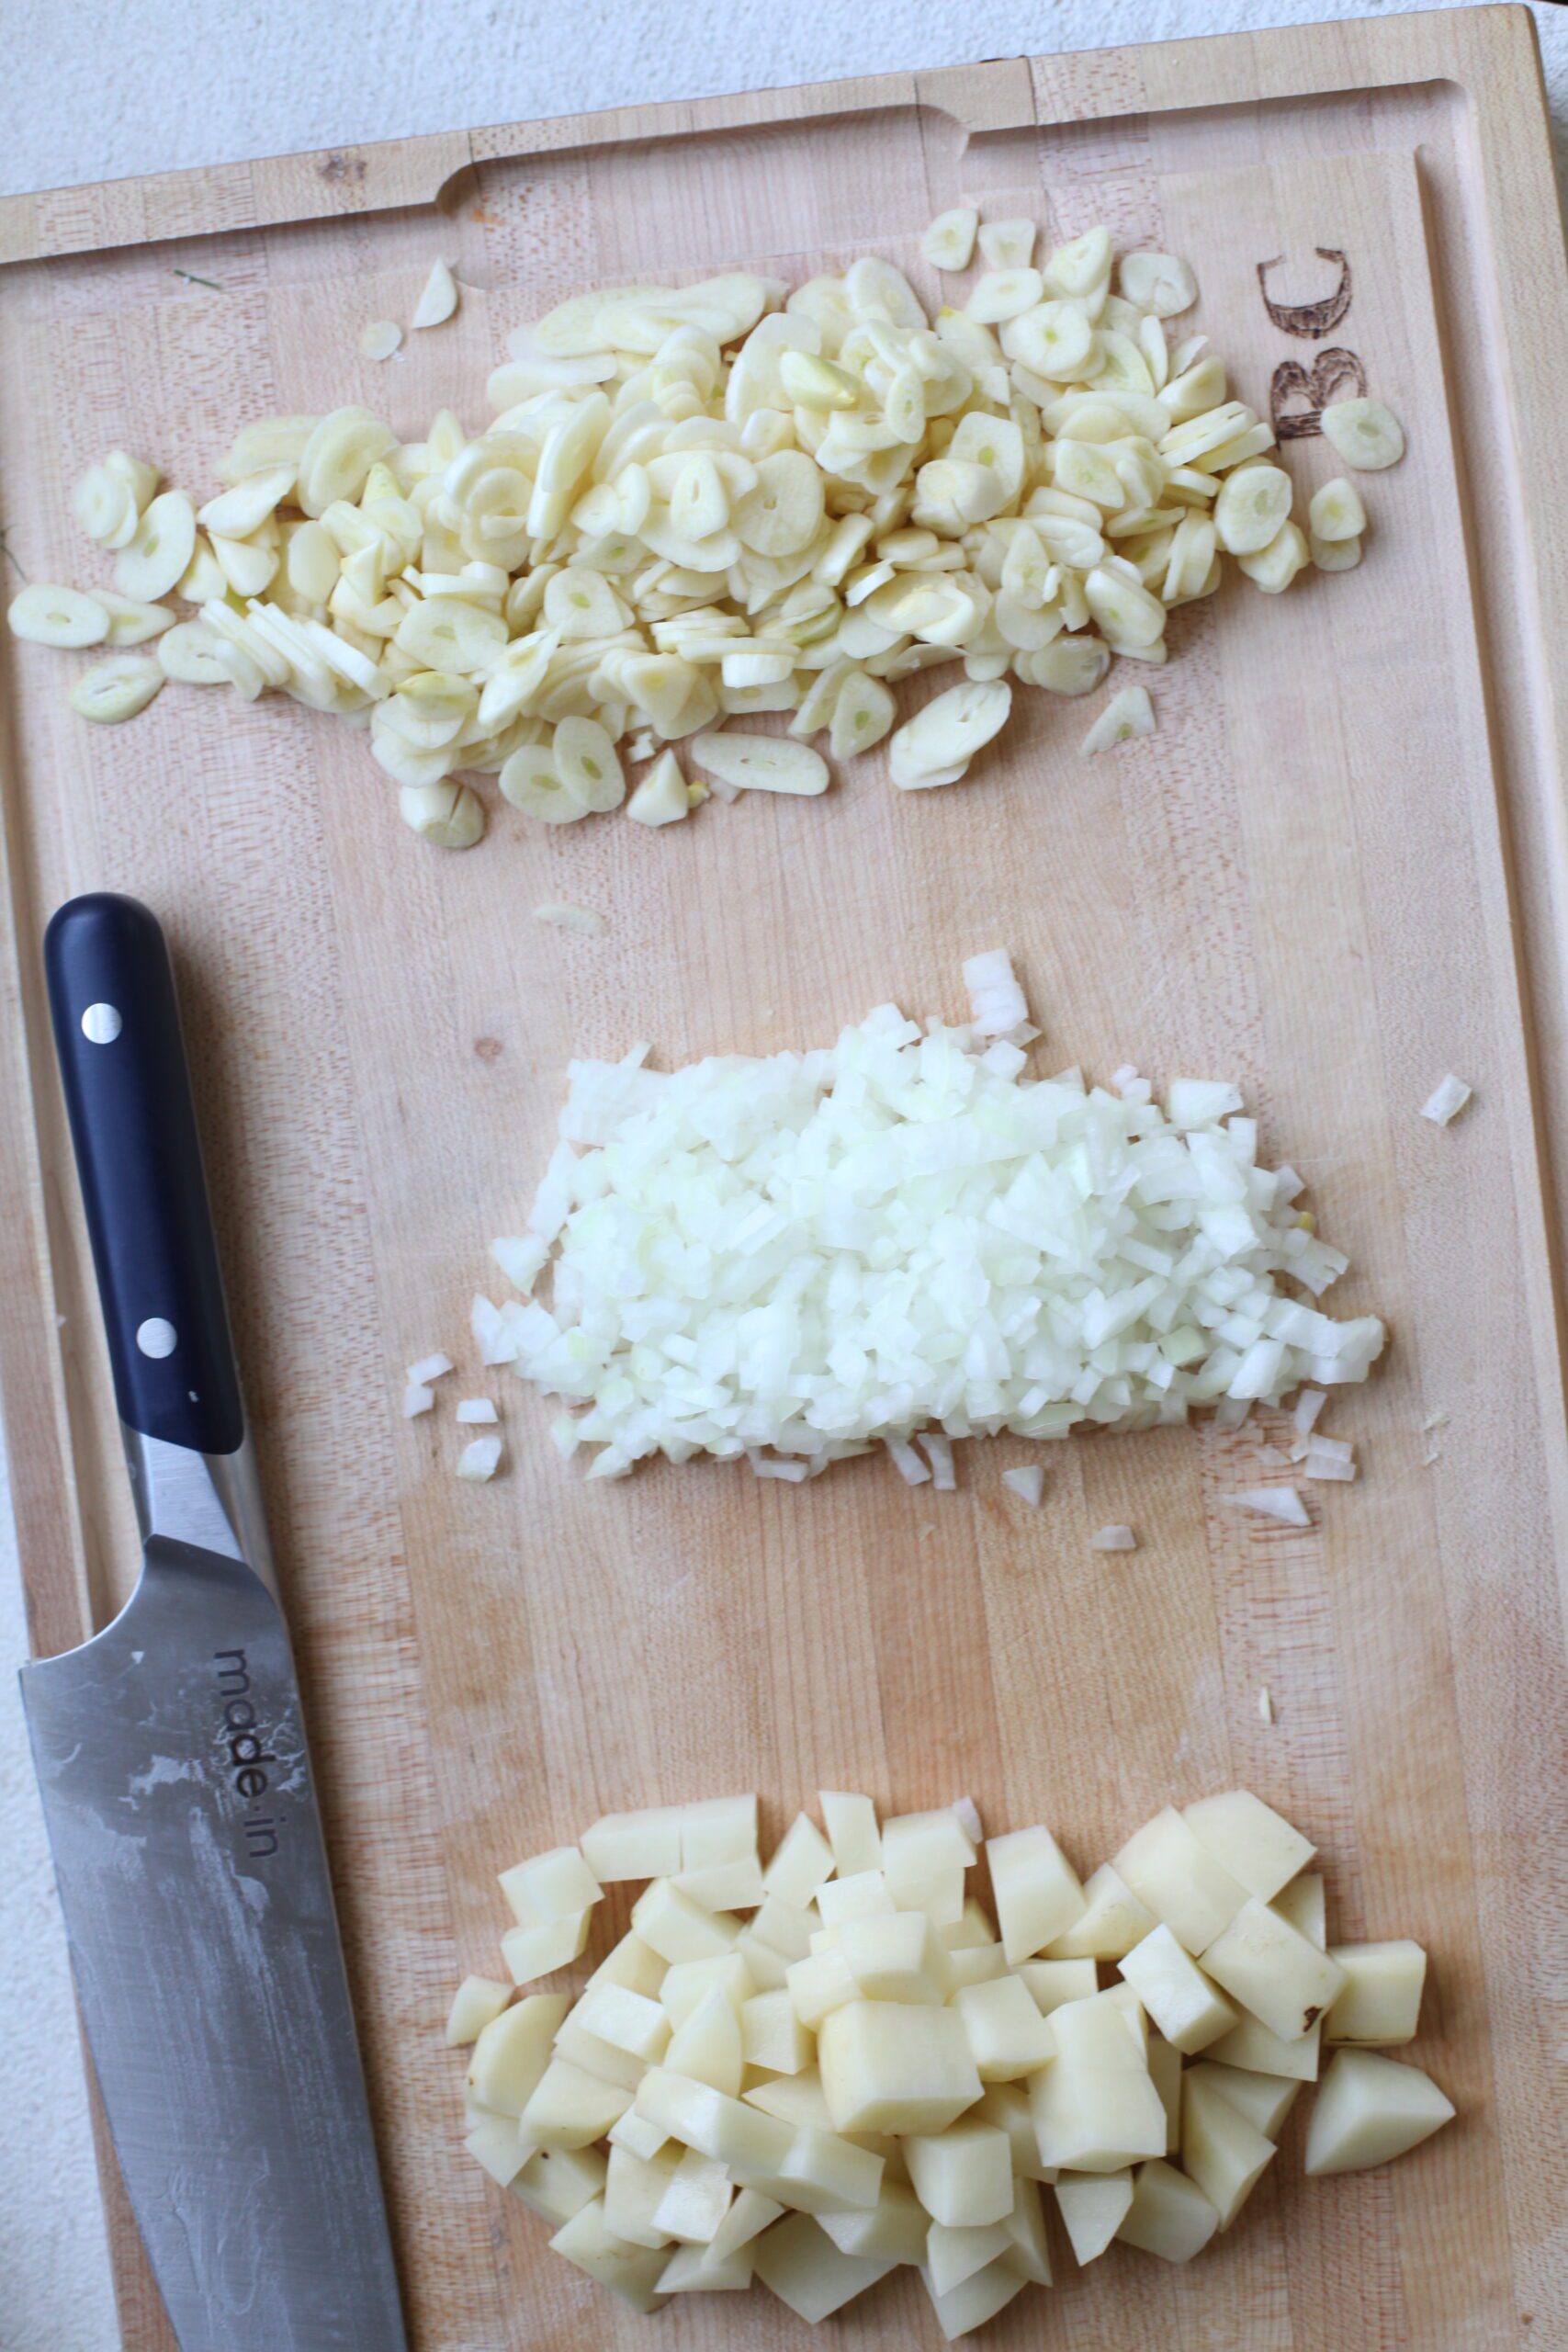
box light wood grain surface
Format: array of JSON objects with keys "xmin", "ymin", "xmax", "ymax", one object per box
[{"xmin": 2, "ymin": 10, "xmax": 1566, "ymax": 2346}]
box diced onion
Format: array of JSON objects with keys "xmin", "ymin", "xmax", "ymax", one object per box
[
  {"xmin": 1223, "ymin": 1487, "xmax": 1311, "ymax": 1528},
  {"xmin": 1001, "ymin": 1464, "xmax": 1044, "ymax": 1506},
  {"xmin": 1091, "ymin": 1524, "xmax": 1136, "ymax": 1552},
  {"xmin": 1418, "ymin": 1076, "xmax": 1472, "ymax": 1127}
]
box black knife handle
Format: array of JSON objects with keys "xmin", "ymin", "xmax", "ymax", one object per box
[{"xmin": 44, "ymin": 894, "xmax": 243, "ymax": 1455}]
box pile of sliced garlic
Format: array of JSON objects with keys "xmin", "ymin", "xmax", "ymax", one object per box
[
  {"xmin": 6, "ymin": 220, "xmax": 1399, "ymax": 847},
  {"xmin": 473, "ymin": 952, "xmax": 1384, "ymax": 1483},
  {"xmin": 449, "ymin": 1787, "xmax": 1452, "ymax": 2335}
]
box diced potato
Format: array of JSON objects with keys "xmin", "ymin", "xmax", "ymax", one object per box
[
  {"xmin": 1113, "ymin": 1808, "xmax": 1247, "ymax": 1954},
  {"xmin": 818, "ymin": 1869, "xmax": 896, "ymax": 1928},
  {"xmin": 666, "ymin": 1986, "xmax": 744, "ymax": 2096},
  {"xmin": 675, "ymin": 1856, "xmax": 767, "ymax": 1911},
  {"xmin": 975, "ymin": 2082, "xmax": 1054, "ymax": 2183},
  {"xmin": 549, "ymin": 2196, "xmax": 670, "ymax": 2312},
  {"xmin": 1043, "ymin": 1862, "xmax": 1157, "ymax": 1961},
  {"xmin": 680, "ymin": 1792, "xmax": 759, "ymax": 1869},
  {"xmin": 608, "ymin": 2106, "xmax": 669, "ymax": 2162},
  {"xmin": 1183, "ymin": 1789, "xmax": 1315, "ymax": 1903},
  {"xmin": 954, "ymin": 1973, "xmax": 1056, "ymax": 2080},
  {"xmin": 651, "ymin": 2146, "xmax": 732, "ymax": 2243},
  {"xmin": 919, "ymin": 2254, "xmax": 1027, "ymax": 2340},
  {"xmin": 1116, "ymin": 2158, "xmax": 1219, "ymax": 2262},
  {"xmin": 788, "ymin": 1948, "xmax": 860, "ymax": 2030},
  {"xmin": 926, "ymin": 2217, "xmax": 1011, "ymax": 2296},
  {"xmin": 1180, "ymin": 2065, "xmax": 1276, "ymax": 2227},
  {"xmin": 445, "ymin": 1974, "xmax": 511, "ymax": 2046},
  {"xmin": 998, "ymin": 2175, "xmax": 1052, "ymax": 2282},
  {"xmin": 752, "ymin": 2212, "xmax": 896, "ymax": 2321},
  {"xmin": 573, "ymin": 1981, "xmax": 671, "ymax": 2064},
  {"xmin": 745, "ymin": 2071, "xmax": 833, "ymax": 2129},
  {"xmin": 818, "ymin": 2001, "xmax": 983, "ymax": 2135},
  {"xmin": 1049, "ymin": 1990, "xmax": 1146, "ymax": 2072},
  {"xmin": 1016, "ymin": 1956, "xmax": 1099, "ymax": 2015},
  {"xmin": 499, "ymin": 1843, "xmax": 603, "ymax": 1927},
  {"xmin": 1119, "ymin": 1924, "xmax": 1238, "ymax": 2054},
  {"xmin": 1055, "ymin": 2168, "xmax": 1134, "ymax": 2263},
  {"xmin": 707, "ymin": 2186, "xmax": 785, "ymax": 2262},
  {"xmin": 1207, "ymin": 2008, "xmax": 1322, "ymax": 2083},
  {"xmin": 657, "ymin": 2238, "xmax": 753, "ymax": 2290},
  {"xmin": 1325, "ymin": 1940, "xmax": 1427, "ymax": 2045},
  {"xmin": 987, "ymin": 1826, "xmax": 1087, "ymax": 1963},
  {"xmin": 464, "ymin": 2114, "xmax": 532, "ymax": 2188},
  {"xmin": 750, "ymin": 1893, "xmax": 819, "ymax": 1962},
  {"xmin": 1275, "ymin": 1871, "xmax": 1327, "ymax": 1949},
  {"xmin": 582, "ymin": 1806, "xmax": 684, "ymax": 1882},
  {"xmin": 1030, "ymin": 2060, "xmax": 1168, "ymax": 2173},
  {"xmin": 604, "ymin": 2143, "xmax": 680, "ymax": 2248},
  {"xmin": 520, "ymin": 2056, "xmax": 633, "ymax": 2149},
  {"xmin": 820, "ymin": 1791, "xmax": 883, "ymax": 1876},
  {"xmin": 819, "ymin": 2178, "xmax": 930, "ymax": 2264},
  {"xmin": 882, "ymin": 1809, "xmax": 977, "ymax": 1917},
  {"xmin": 947, "ymin": 1945, "xmax": 1011, "ymax": 1990},
  {"xmin": 501, "ymin": 1908, "xmax": 592, "ymax": 1985},
  {"xmin": 512, "ymin": 2142, "xmax": 607, "ymax": 2225},
  {"xmin": 841, "ymin": 1911, "xmax": 955, "ymax": 2003},
  {"xmin": 585, "ymin": 1931, "xmax": 666, "ymax": 2002},
  {"xmin": 1201, "ymin": 1897, "xmax": 1347, "ymax": 2042},
  {"xmin": 632, "ymin": 1878, "xmax": 743, "ymax": 1963},
  {"xmin": 1187, "ymin": 2059, "xmax": 1301, "ymax": 2141},
  {"xmin": 636, "ymin": 2067, "xmax": 794, "ymax": 2186},
  {"xmin": 942, "ymin": 1898, "xmax": 999, "ymax": 1951},
  {"xmin": 468, "ymin": 1994, "xmax": 571, "ymax": 2115},
  {"xmin": 742, "ymin": 1988, "xmax": 815, "ymax": 2075},
  {"xmin": 660, "ymin": 1951, "xmax": 753, "ymax": 2024},
  {"xmin": 552, "ymin": 2011, "xmax": 648, "ymax": 2094},
  {"xmin": 1303, "ymin": 2051, "xmax": 1455, "ymax": 2176},
  {"xmin": 736, "ymin": 1927, "xmax": 792, "ymax": 1991},
  {"xmin": 764, "ymin": 1813, "xmax": 837, "ymax": 1908},
  {"xmin": 775, "ymin": 2125, "xmax": 885, "ymax": 2215},
  {"xmin": 906, "ymin": 2120, "xmax": 1014, "ymax": 2226}
]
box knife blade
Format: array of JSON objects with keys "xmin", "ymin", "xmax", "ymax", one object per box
[{"xmin": 20, "ymin": 892, "xmax": 408, "ymax": 2352}]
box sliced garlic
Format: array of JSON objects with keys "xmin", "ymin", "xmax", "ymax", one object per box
[
  {"xmin": 1321, "ymin": 397, "xmax": 1404, "ymax": 470},
  {"xmin": 1213, "ymin": 464, "xmax": 1294, "ymax": 557},
  {"xmin": 412, "ymin": 258, "xmax": 458, "ymax": 330},
  {"xmin": 85, "ymin": 591, "xmax": 174, "ymax": 646},
  {"xmin": 197, "ymin": 466, "xmax": 296, "ymax": 540},
  {"xmin": 104, "ymin": 449, "xmax": 160, "ymax": 514},
  {"xmin": 921, "ymin": 208, "xmax": 978, "ymax": 273},
  {"xmin": 1080, "ymin": 684, "xmax": 1155, "ymax": 756},
  {"xmin": 1309, "ymin": 477, "xmax": 1366, "ymax": 542},
  {"xmin": 1117, "ymin": 251, "xmax": 1197, "ymax": 318},
  {"xmin": 500, "ymin": 745, "xmax": 587, "ymax": 823},
  {"xmin": 978, "ymin": 219, "xmax": 1036, "ymax": 271},
  {"xmin": 691, "ymin": 731, "xmax": 829, "ymax": 796},
  {"xmin": 1014, "ymin": 637, "xmax": 1109, "ymax": 695},
  {"xmin": 8, "ymin": 582, "xmax": 110, "ymax": 648},
  {"xmin": 157, "ymin": 619, "xmax": 229, "ymax": 684},
  {"xmin": 360, "ymin": 320, "xmax": 403, "ymax": 362},
  {"xmin": 968, "ymin": 268, "xmax": 1045, "ymax": 326},
  {"xmin": 1310, "ymin": 534, "xmax": 1362, "ymax": 573},
  {"xmin": 1001, "ymin": 300, "xmax": 1096, "ymax": 383},
  {"xmin": 399, "ymin": 778, "xmax": 485, "ymax": 847},
  {"xmin": 626, "ymin": 747, "xmax": 690, "ymax": 825},
  {"xmin": 73, "ymin": 463, "xmax": 138, "ymax": 549},
  {"xmin": 829, "ymin": 670, "xmax": 896, "ymax": 759},
  {"xmin": 554, "ymin": 715, "xmax": 625, "ymax": 811},
  {"xmin": 113, "ymin": 491, "xmax": 197, "ymax": 601},
  {"xmin": 1045, "ymin": 226, "xmax": 1111, "ymax": 298},
  {"xmin": 68, "ymin": 653, "xmax": 164, "ymax": 723},
  {"xmin": 1236, "ymin": 520, "xmax": 1309, "ymax": 594},
  {"xmin": 175, "ymin": 535, "xmax": 229, "ymax": 605},
  {"xmin": 777, "ymin": 350, "xmax": 858, "ymax": 411},
  {"xmin": 210, "ymin": 530, "xmax": 279, "ymax": 600},
  {"xmin": 888, "ymin": 678, "xmax": 1011, "ymax": 788}
]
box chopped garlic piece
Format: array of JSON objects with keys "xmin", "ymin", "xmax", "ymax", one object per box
[
  {"xmin": 1311, "ymin": 534, "xmax": 1362, "ymax": 572},
  {"xmin": 1080, "ymin": 684, "xmax": 1155, "ymax": 756},
  {"xmin": 921, "ymin": 208, "xmax": 978, "ymax": 271},
  {"xmin": 534, "ymin": 903, "xmax": 606, "ymax": 935},
  {"xmin": 1321, "ymin": 397, "xmax": 1404, "ymax": 470},
  {"xmin": 691, "ymin": 731, "xmax": 828, "ymax": 797},
  {"xmin": 1117, "ymin": 250, "xmax": 1197, "ymax": 317},
  {"xmin": 400, "ymin": 779, "xmax": 484, "ymax": 849},
  {"xmin": 457, "ymin": 1435, "xmax": 503, "ymax": 1481},
  {"xmin": 359, "ymin": 320, "xmax": 403, "ymax": 362},
  {"xmin": 889, "ymin": 680, "xmax": 1011, "ymax": 788},
  {"xmin": 412, "ymin": 259, "xmax": 458, "ymax": 330},
  {"xmin": 457, "ymin": 1397, "xmax": 499, "ymax": 1424},
  {"xmin": 1091, "ymin": 1524, "xmax": 1136, "ymax": 1552},
  {"xmin": 1418, "ymin": 1075, "xmax": 1472, "ymax": 1127}
]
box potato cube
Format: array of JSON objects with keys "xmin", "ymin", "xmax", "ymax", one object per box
[
  {"xmin": 1180, "ymin": 2065, "xmax": 1276, "ymax": 2227},
  {"xmin": 926, "ymin": 2218, "xmax": 1011, "ymax": 2296},
  {"xmin": 750, "ymin": 1893, "xmax": 819, "ymax": 1963},
  {"xmin": 753, "ymin": 2212, "xmax": 896, "ymax": 2321},
  {"xmin": 906, "ymin": 2121, "xmax": 1013, "ymax": 2226},
  {"xmin": 1183, "ymin": 1789, "xmax": 1315, "ymax": 1903},
  {"xmin": 651, "ymin": 2146, "xmax": 732, "ymax": 2243},
  {"xmin": 942, "ymin": 1897, "xmax": 999, "ymax": 1951},
  {"xmin": 1303, "ymin": 2050, "xmax": 1454, "ymax": 2175},
  {"xmin": 499, "ymin": 1842, "xmax": 603, "ymax": 1927},
  {"xmin": 467, "ymin": 1993, "xmax": 571, "ymax": 2115},
  {"xmin": 445, "ymin": 1974, "xmax": 511, "ymax": 2046},
  {"xmin": 548, "ymin": 2196, "xmax": 670, "ymax": 2312},
  {"xmin": 817, "ymin": 1870, "xmax": 896, "ymax": 1928},
  {"xmin": 680, "ymin": 1792, "xmax": 758, "ymax": 1869},
  {"xmin": 820, "ymin": 1790, "xmax": 882, "ymax": 1875},
  {"xmin": 1044, "ymin": 1862, "xmax": 1158, "ymax": 1961},
  {"xmin": 1187, "ymin": 2059, "xmax": 1301, "ymax": 2140},
  {"xmin": 636, "ymin": 2067, "xmax": 794, "ymax": 2187},
  {"xmin": 660, "ymin": 1951, "xmax": 752, "ymax": 2024},
  {"xmin": 604, "ymin": 2143, "xmax": 680, "ymax": 2248},
  {"xmin": 1325, "ymin": 1940, "xmax": 1427, "ymax": 2045},
  {"xmin": 1054, "ymin": 2168, "xmax": 1134, "ymax": 2263},
  {"xmin": 819, "ymin": 2178, "xmax": 929, "ymax": 2264},
  {"xmin": 707, "ymin": 2186, "xmax": 784, "ymax": 2262},
  {"xmin": 1201, "ymin": 1897, "xmax": 1347, "ymax": 2041},
  {"xmin": 573, "ymin": 1981, "xmax": 671, "ymax": 2065},
  {"xmin": 742, "ymin": 1988, "xmax": 814, "ymax": 2075},
  {"xmin": 510, "ymin": 2143, "xmax": 605, "ymax": 2226},
  {"xmin": 665, "ymin": 1984, "xmax": 743, "ymax": 2096},
  {"xmin": 585, "ymin": 1930, "xmax": 666, "ymax": 2002},
  {"xmin": 819, "ymin": 2000, "xmax": 982, "ymax": 2134},
  {"xmin": 954, "ymin": 1973, "xmax": 1055, "ymax": 2080},
  {"xmin": 987, "ymin": 1826, "xmax": 1086, "ymax": 1962},
  {"xmin": 882, "ymin": 1809, "xmax": 976, "ymax": 1908},
  {"xmin": 656, "ymin": 2239, "xmax": 752, "ymax": 2291},
  {"xmin": 608, "ymin": 2106, "xmax": 669, "ymax": 2162},
  {"xmin": 551, "ymin": 2012, "xmax": 647, "ymax": 2094},
  {"xmin": 764, "ymin": 1813, "xmax": 837, "ymax": 1908},
  {"xmin": 1016, "ymin": 1957, "xmax": 1099, "ymax": 2016},
  {"xmin": 973, "ymin": 2082, "xmax": 1050, "ymax": 2182},
  {"xmin": 1113, "ymin": 1808, "xmax": 1247, "ymax": 1954},
  {"xmin": 1116, "ymin": 2158, "xmax": 1219, "ymax": 2262},
  {"xmin": 674, "ymin": 1856, "xmax": 767, "ymax": 1912},
  {"xmin": 998, "ymin": 2176, "xmax": 1052, "ymax": 2282},
  {"xmin": 788, "ymin": 1948, "xmax": 859, "ymax": 2030},
  {"xmin": 775, "ymin": 2125, "xmax": 885, "ymax": 2215},
  {"xmin": 736, "ymin": 1928, "xmax": 791, "ymax": 1991},
  {"xmin": 891, "ymin": 1866, "xmax": 967, "ymax": 1928},
  {"xmin": 745, "ymin": 2071, "xmax": 832, "ymax": 2129},
  {"xmin": 1030, "ymin": 2061, "xmax": 1168, "ymax": 2173},
  {"xmin": 1146, "ymin": 2034, "xmax": 1182, "ymax": 2153},
  {"xmin": 1207, "ymin": 2009, "xmax": 1321, "ymax": 2082},
  {"xmin": 919, "ymin": 2256, "xmax": 1026, "ymax": 2340},
  {"xmin": 520, "ymin": 2056, "xmax": 632, "ymax": 2148},
  {"xmin": 1049, "ymin": 1989, "xmax": 1145, "ymax": 2071},
  {"xmin": 501, "ymin": 1907, "xmax": 592, "ymax": 1985},
  {"xmin": 1276, "ymin": 1871, "xmax": 1327, "ymax": 1948},
  {"xmin": 841, "ymin": 1911, "xmax": 955, "ymax": 2003},
  {"xmin": 464, "ymin": 2115, "xmax": 531, "ymax": 2188},
  {"xmin": 632, "ymin": 1878, "xmax": 742, "ymax": 1964},
  {"xmin": 582, "ymin": 1805, "xmax": 684, "ymax": 1882},
  {"xmin": 1119, "ymin": 1925, "xmax": 1237, "ymax": 2054},
  {"xmin": 948, "ymin": 1945, "xmax": 1011, "ymax": 1990}
]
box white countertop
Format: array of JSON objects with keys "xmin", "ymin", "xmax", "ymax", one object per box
[{"xmin": 4, "ymin": 4, "xmax": 1564, "ymax": 2343}]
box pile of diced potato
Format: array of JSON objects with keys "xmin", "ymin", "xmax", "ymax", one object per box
[{"xmin": 446, "ymin": 1789, "xmax": 1452, "ymax": 2336}]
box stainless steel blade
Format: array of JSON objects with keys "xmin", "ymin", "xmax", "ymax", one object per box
[{"xmin": 21, "ymin": 1535, "xmax": 407, "ymax": 2352}]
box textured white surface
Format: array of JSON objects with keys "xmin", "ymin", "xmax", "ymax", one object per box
[{"xmin": 2, "ymin": 4, "xmax": 1564, "ymax": 2346}]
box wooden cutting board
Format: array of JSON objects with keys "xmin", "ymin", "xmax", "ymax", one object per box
[{"xmin": 3, "ymin": 9, "xmax": 1566, "ymax": 2346}]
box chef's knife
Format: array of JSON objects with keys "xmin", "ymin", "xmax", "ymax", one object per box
[{"xmin": 20, "ymin": 893, "xmax": 408, "ymax": 2352}]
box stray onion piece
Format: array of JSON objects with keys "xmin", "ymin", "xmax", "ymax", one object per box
[{"xmin": 452, "ymin": 1786, "xmax": 1451, "ymax": 2331}]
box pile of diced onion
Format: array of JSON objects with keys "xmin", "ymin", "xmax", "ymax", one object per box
[
  {"xmin": 448, "ymin": 1785, "xmax": 1451, "ymax": 2335},
  {"xmin": 473, "ymin": 953, "xmax": 1385, "ymax": 1482},
  {"xmin": 6, "ymin": 214, "xmax": 1397, "ymax": 847}
]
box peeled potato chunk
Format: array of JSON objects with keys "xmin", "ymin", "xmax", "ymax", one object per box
[{"xmin": 1304, "ymin": 2050, "xmax": 1454, "ymax": 2175}]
